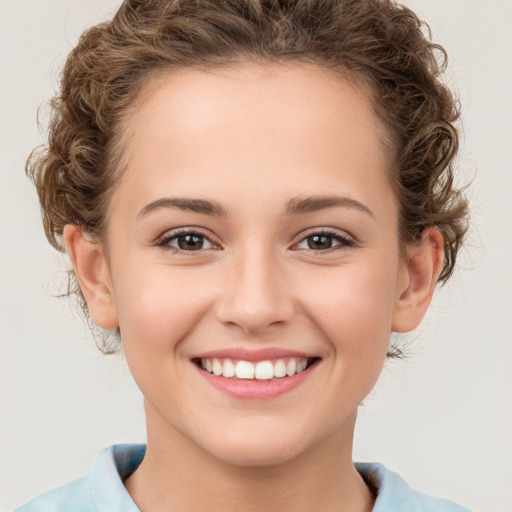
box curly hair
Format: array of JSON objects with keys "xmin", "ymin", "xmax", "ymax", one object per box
[{"xmin": 27, "ymin": 0, "xmax": 468, "ymax": 353}]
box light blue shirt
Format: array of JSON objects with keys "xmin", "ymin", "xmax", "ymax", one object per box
[{"xmin": 14, "ymin": 444, "xmax": 473, "ymax": 511}]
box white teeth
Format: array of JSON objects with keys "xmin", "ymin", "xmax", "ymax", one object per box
[
  {"xmin": 274, "ymin": 359, "xmax": 287, "ymax": 378},
  {"xmin": 286, "ymin": 358, "xmax": 297, "ymax": 376},
  {"xmin": 199, "ymin": 357, "xmax": 312, "ymax": 380},
  {"xmin": 255, "ymin": 361, "xmax": 274, "ymax": 380},
  {"xmin": 222, "ymin": 359, "xmax": 235, "ymax": 378},
  {"xmin": 235, "ymin": 360, "xmax": 255, "ymax": 379},
  {"xmin": 212, "ymin": 358, "xmax": 222, "ymax": 376}
]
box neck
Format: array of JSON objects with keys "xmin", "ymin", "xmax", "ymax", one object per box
[{"xmin": 124, "ymin": 402, "xmax": 374, "ymax": 512}]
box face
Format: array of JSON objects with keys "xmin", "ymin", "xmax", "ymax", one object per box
[{"xmin": 97, "ymin": 63, "xmax": 411, "ymax": 465}]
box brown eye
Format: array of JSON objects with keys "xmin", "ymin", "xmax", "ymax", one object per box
[
  {"xmin": 176, "ymin": 234, "xmax": 206, "ymax": 250},
  {"xmin": 294, "ymin": 230, "xmax": 356, "ymax": 252},
  {"xmin": 159, "ymin": 231, "xmax": 216, "ymax": 251},
  {"xmin": 307, "ymin": 234, "xmax": 335, "ymax": 250}
]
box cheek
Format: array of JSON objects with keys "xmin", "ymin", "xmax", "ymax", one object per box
[
  {"xmin": 110, "ymin": 260, "xmax": 214, "ymax": 356},
  {"xmin": 298, "ymin": 257, "xmax": 400, "ymax": 357}
]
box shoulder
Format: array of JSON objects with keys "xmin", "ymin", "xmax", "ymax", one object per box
[
  {"xmin": 13, "ymin": 475, "xmax": 93, "ymax": 512},
  {"xmin": 14, "ymin": 444, "xmax": 146, "ymax": 512},
  {"xmin": 356, "ymin": 462, "xmax": 473, "ymax": 512}
]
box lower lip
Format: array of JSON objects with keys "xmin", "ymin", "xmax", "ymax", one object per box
[{"xmin": 196, "ymin": 362, "xmax": 319, "ymax": 400}]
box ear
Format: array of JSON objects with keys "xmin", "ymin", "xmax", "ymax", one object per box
[
  {"xmin": 63, "ymin": 224, "xmax": 119, "ymax": 330},
  {"xmin": 392, "ymin": 227, "xmax": 444, "ymax": 333}
]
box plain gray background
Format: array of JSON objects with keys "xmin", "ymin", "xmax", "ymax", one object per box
[{"xmin": 1, "ymin": 1, "xmax": 511, "ymax": 511}]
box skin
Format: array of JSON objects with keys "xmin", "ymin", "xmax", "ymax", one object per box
[{"xmin": 64, "ymin": 63, "xmax": 443, "ymax": 512}]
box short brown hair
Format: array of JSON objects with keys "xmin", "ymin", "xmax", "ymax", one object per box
[{"xmin": 27, "ymin": 0, "xmax": 469, "ymax": 352}]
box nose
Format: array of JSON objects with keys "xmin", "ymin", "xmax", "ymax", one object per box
[{"xmin": 214, "ymin": 248, "xmax": 295, "ymax": 335}]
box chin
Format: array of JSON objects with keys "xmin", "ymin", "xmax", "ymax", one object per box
[
  {"xmin": 214, "ymin": 444, "xmax": 302, "ymax": 468},
  {"xmin": 202, "ymin": 430, "xmax": 310, "ymax": 468}
]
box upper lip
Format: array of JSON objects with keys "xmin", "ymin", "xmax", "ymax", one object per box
[{"xmin": 192, "ymin": 347, "xmax": 319, "ymax": 362}]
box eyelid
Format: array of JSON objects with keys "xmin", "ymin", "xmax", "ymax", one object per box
[
  {"xmin": 291, "ymin": 227, "xmax": 357, "ymax": 252},
  {"xmin": 155, "ymin": 227, "xmax": 221, "ymax": 251},
  {"xmin": 154, "ymin": 226, "xmax": 357, "ymax": 253}
]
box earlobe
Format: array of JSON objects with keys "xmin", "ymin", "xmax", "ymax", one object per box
[
  {"xmin": 63, "ymin": 225, "xmax": 119, "ymax": 330},
  {"xmin": 392, "ymin": 228, "xmax": 444, "ymax": 333}
]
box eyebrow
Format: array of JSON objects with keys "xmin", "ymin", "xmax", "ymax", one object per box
[
  {"xmin": 138, "ymin": 197, "xmax": 228, "ymax": 218},
  {"xmin": 138, "ymin": 194, "xmax": 374, "ymax": 219},
  {"xmin": 285, "ymin": 195, "xmax": 375, "ymax": 218}
]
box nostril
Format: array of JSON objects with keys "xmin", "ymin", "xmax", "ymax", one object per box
[
  {"xmin": 216, "ymin": 302, "xmax": 295, "ymax": 335},
  {"xmin": 213, "ymin": 264, "xmax": 295, "ymax": 334}
]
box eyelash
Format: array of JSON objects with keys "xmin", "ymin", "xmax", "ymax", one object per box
[
  {"xmin": 292, "ymin": 228, "xmax": 357, "ymax": 253},
  {"xmin": 156, "ymin": 228, "xmax": 356, "ymax": 254},
  {"xmin": 156, "ymin": 228, "xmax": 218, "ymax": 253}
]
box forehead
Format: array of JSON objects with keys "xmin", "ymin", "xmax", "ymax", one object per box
[
  {"xmin": 128, "ymin": 62, "xmax": 383, "ymax": 157},
  {"xmin": 111, "ymin": 62, "xmax": 395, "ymax": 219}
]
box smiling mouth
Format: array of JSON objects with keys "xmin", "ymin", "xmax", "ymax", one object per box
[{"xmin": 193, "ymin": 357, "xmax": 320, "ymax": 381}]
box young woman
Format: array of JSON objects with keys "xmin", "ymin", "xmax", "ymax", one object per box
[{"xmin": 15, "ymin": 1, "xmax": 473, "ymax": 510}]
